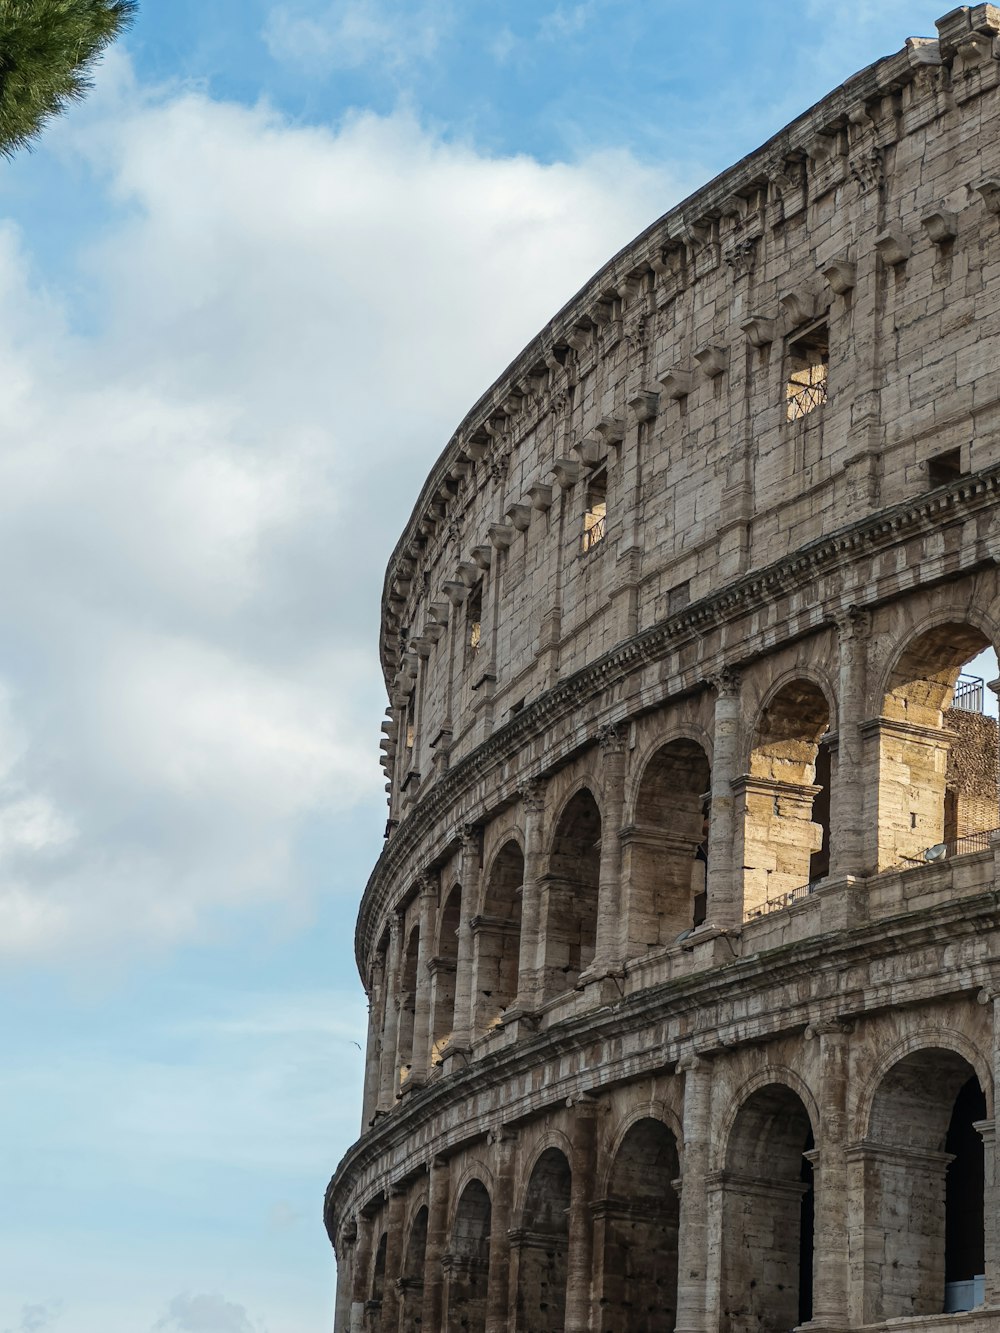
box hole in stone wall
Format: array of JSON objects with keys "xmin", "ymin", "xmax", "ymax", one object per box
[
  {"xmin": 927, "ymin": 446, "xmax": 964, "ymax": 489},
  {"xmin": 785, "ymin": 321, "xmax": 829, "ymax": 420}
]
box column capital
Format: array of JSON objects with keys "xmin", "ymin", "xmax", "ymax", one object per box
[
  {"xmin": 709, "ymin": 666, "xmax": 741, "ymax": 698},
  {"xmin": 805, "ymin": 1018, "xmax": 854, "ymax": 1039},
  {"xmin": 388, "ymin": 912, "xmax": 403, "ymax": 940},
  {"xmin": 677, "ymin": 1051, "xmax": 713, "ymax": 1075},
  {"xmin": 418, "ymin": 871, "xmax": 438, "ymax": 899},
  {"xmin": 565, "ymin": 1091, "xmax": 603, "ymax": 1115},
  {"xmin": 487, "ymin": 1123, "xmax": 519, "ymax": 1147},
  {"xmin": 833, "ymin": 604, "xmax": 872, "ymax": 640},
  {"xmin": 520, "ymin": 778, "xmax": 546, "ymax": 814},
  {"xmin": 597, "ymin": 721, "xmax": 626, "ymax": 755}
]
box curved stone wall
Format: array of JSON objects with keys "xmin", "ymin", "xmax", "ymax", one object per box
[{"xmin": 328, "ymin": 9, "xmax": 1000, "ymax": 1332}]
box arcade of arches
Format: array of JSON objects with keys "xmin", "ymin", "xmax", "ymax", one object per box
[
  {"xmin": 341, "ymin": 616, "xmax": 1000, "ymax": 1332},
  {"xmin": 371, "ymin": 620, "xmax": 999, "ymax": 1109},
  {"xmin": 345, "ymin": 1043, "xmax": 994, "ymax": 1332}
]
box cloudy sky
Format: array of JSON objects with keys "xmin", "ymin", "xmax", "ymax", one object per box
[{"xmin": 0, "ymin": 3, "xmax": 951, "ymax": 1331}]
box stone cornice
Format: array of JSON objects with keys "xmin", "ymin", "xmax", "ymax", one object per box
[
  {"xmin": 328, "ymin": 884, "xmax": 1000, "ymax": 1241},
  {"xmin": 377, "ymin": 30, "xmax": 955, "ymax": 686},
  {"xmin": 358, "ymin": 462, "xmax": 1000, "ymax": 977}
]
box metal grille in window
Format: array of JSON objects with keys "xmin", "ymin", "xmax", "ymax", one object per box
[
  {"xmin": 786, "ymin": 359, "xmax": 828, "ymax": 419},
  {"xmin": 786, "ymin": 322, "xmax": 829, "ymax": 421},
  {"xmin": 582, "ymin": 468, "xmax": 608, "ymax": 553},
  {"xmin": 582, "ymin": 507, "xmax": 606, "ymax": 551}
]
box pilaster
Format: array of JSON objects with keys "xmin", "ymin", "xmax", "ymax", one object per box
[{"xmin": 706, "ymin": 671, "xmax": 742, "ymax": 931}]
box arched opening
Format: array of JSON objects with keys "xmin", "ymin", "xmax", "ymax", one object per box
[
  {"xmin": 369, "ymin": 1230, "xmax": 388, "ymax": 1325},
  {"xmin": 878, "ymin": 624, "xmax": 998, "ymax": 870},
  {"xmin": 397, "ymin": 924, "xmax": 420, "ymax": 1086},
  {"xmin": 720, "ymin": 1084, "xmax": 814, "ymax": 1332},
  {"xmin": 863, "ymin": 1047, "xmax": 987, "ymax": 1320},
  {"xmin": 514, "ymin": 1148, "xmax": 572, "ymax": 1332},
  {"xmin": 473, "ymin": 842, "xmax": 523, "ymax": 1035},
  {"xmin": 598, "ymin": 1118, "xmax": 680, "ymax": 1331},
  {"xmin": 445, "ymin": 1180, "xmax": 492, "ymax": 1333},
  {"xmin": 432, "ymin": 883, "xmax": 462, "ymax": 1063},
  {"xmin": 625, "ymin": 739, "xmax": 712, "ymax": 950},
  {"xmin": 540, "ymin": 788, "xmax": 601, "ymax": 998},
  {"xmin": 742, "ymin": 679, "xmax": 831, "ymax": 919},
  {"xmin": 401, "ymin": 1206, "xmax": 428, "ymax": 1332}
]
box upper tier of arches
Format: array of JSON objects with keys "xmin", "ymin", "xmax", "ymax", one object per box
[{"xmin": 376, "ymin": 11, "xmax": 1000, "ymax": 819}]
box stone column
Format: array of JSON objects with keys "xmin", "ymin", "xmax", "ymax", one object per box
[
  {"xmin": 361, "ymin": 952, "xmax": 385, "ymax": 1130},
  {"xmin": 706, "ymin": 670, "xmax": 742, "ymax": 930},
  {"xmin": 376, "ymin": 915, "xmax": 402, "ymax": 1113},
  {"xmin": 806, "ymin": 1018, "xmax": 852, "ymax": 1328},
  {"xmin": 675, "ymin": 1054, "xmax": 713, "ymax": 1333},
  {"xmin": 448, "ymin": 825, "xmax": 480, "ymax": 1056},
  {"xmin": 350, "ymin": 1212, "xmax": 373, "ymax": 1333},
  {"xmin": 980, "ymin": 987, "xmax": 1000, "ymax": 1305},
  {"xmin": 485, "ymin": 1129, "xmax": 517, "ymax": 1333},
  {"xmin": 832, "ymin": 608, "xmax": 871, "ymax": 879},
  {"xmin": 593, "ymin": 723, "xmax": 627, "ymax": 972},
  {"xmin": 381, "ymin": 1186, "xmax": 407, "ymax": 1332},
  {"xmin": 409, "ymin": 875, "xmax": 437, "ymax": 1086},
  {"xmin": 334, "ymin": 1221, "xmax": 357, "ymax": 1333},
  {"xmin": 423, "ymin": 1156, "xmax": 450, "ymax": 1331},
  {"xmin": 565, "ymin": 1095, "xmax": 599, "ymax": 1332},
  {"xmin": 515, "ymin": 780, "xmax": 546, "ymax": 1012}
]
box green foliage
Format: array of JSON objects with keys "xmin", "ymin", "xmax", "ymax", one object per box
[{"xmin": 0, "ymin": 0, "xmax": 137, "ymax": 157}]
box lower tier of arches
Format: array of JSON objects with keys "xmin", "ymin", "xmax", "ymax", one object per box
[{"xmin": 332, "ymin": 991, "xmax": 1000, "ymax": 1333}]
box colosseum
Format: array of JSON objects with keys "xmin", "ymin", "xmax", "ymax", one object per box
[{"xmin": 325, "ymin": 8, "xmax": 1000, "ymax": 1330}]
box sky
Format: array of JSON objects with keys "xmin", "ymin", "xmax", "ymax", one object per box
[{"xmin": 0, "ymin": 3, "xmax": 963, "ymax": 1332}]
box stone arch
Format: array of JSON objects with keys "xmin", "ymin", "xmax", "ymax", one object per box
[
  {"xmin": 716, "ymin": 1064, "xmax": 820, "ymax": 1163},
  {"xmin": 432, "ymin": 880, "xmax": 462, "ymax": 1063},
  {"xmin": 740, "ymin": 675, "xmax": 832, "ymax": 918},
  {"xmin": 445, "ymin": 1178, "xmax": 492, "ymax": 1333},
  {"xmin": 513, "ymin": 1128, "xmax": 574, "ymax": 1204},
  {"xmin": 742, "ymin": 663, "xmax": 837, "ymax": 771},
  {"xmin": 401, "ymin": 1203, "xmax": 428, "ymax": 1332},
  {"xmin": 626, "ymin": 722, "xmax": 714, "ymax": 816},
  {"xmin": 540, "ymin": 786, "xmax": 601, "ymax": 998},
  {"xmin": 719, "ymin": 1080, "xmax": 815, "ymax": 1332},
  {"xmin": 874, "ymin": 617, "xmax": 999, "ymax": 870},
  {"xmin": 601, "ymin": 1101, "xmax": 684, "ymax": 1191},
  {"xmin": 623, "ymin": 736, "xmax": 712, "ymax": 952},
  {"xmin": 874, "ymin": 607, "xmax": 1000, "ymax": 710},
  {"xmin": 396, "ymin": 921, "xmax": 421, "ymax": 1086},
  {"xmin": 853, "ymin": 1026, "xmax": 994, "ymax": 1138},
  {"xmin": 472, "ymin": 840, "xmax": 524, "ymax": 1035},
  {"xmin": 859, "ymin": 1043, "xmax": 989, "ymax": 1321},
  {"xmin": 596, "ymin": 1115, "xmax": 680, "ymax": 1332},
  {"xmin": 513, "ymin": 1146, "xmax": 572, "ymax": 1332}
]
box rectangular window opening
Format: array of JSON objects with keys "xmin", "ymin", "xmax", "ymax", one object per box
[
  {"xmin": 786, "ymin": 322, "xmax": 829, "ymax": 421},
  {"xmin": 928, "ymin": 447, "xmax": 963, "ymax": 489},
  {"xmin": 466, "ymin": 581, "xmax": 483, "ymax": 653},
  {"xmin": 582, "ymin": 467, "xmax": 608, "ymax": 553}
]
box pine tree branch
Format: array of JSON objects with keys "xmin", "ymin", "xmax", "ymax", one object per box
[{"xmin": 0, "ymin": 0, "xmax": 138, "ymax": 158}]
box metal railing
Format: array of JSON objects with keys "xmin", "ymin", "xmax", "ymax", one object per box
[
  {"xmin": 744, "ymin": 880, "xmax": 817, "ymax": 921},
  {"xmin": 953, "ymin": 673, "xmax": 985, "ymax": 713}
]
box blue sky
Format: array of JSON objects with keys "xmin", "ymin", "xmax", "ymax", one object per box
[{"xmin": 0, "ymin": 4, "xmax": 954, "ymax": 1332}]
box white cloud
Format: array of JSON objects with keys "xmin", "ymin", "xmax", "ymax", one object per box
[
  {"xmin": 153, "ymin": 1294, "xmax": 260, "ymax": 1333},
  {"xmin": 263, "ymin": 0, "xmax": 446, "ymax": 74},
  {"xmin": 0, "ymin": 54, "xmax": 681, "ymax": 962},
  {"xmin": 4, "ymin": 1304, "xmax": 63, "ymax": 1333}
]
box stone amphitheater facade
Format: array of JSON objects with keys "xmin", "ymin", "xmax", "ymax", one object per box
[{"xmin": 325, "ymin": 9, "xmax": 1000, "ymax": 1331}]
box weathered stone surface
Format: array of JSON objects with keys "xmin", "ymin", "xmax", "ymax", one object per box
[{"xmin": 330, "ymin": 12, "xmax": 1000, "ymax": 1331}]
